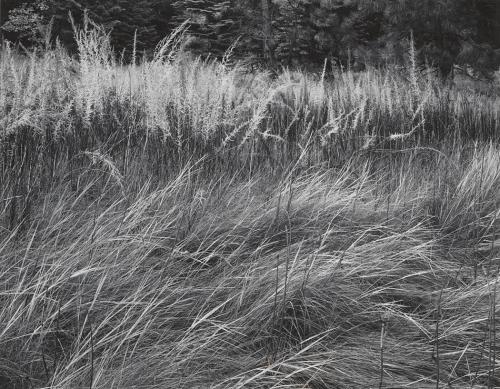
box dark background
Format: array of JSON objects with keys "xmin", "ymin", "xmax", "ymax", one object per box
[{"xmin": 1, "ymin": 0, "xmax": 500, "ymax": 76}]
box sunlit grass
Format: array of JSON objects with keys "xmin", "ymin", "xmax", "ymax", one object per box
[{"xmin": 0, "ymin": 21, "xmax": 499, "ymax": 388}]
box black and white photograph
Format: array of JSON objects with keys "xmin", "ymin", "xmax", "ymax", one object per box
[{"xmin": 0, "ymin": 0, "xmax": 499, "ymax": 388}]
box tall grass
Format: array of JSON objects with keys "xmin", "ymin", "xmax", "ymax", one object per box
[{"xmin": 0, "ymin": 22, "xmax": 499, "ymax": 388}]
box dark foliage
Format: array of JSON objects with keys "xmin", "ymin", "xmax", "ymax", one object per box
[{"xmin": 1, "ymin": 0, "xmax": 499, "ymax": 73}]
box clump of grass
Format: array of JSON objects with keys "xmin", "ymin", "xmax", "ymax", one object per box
[
  {"xmin": 0, "ymin": 21, "xmax": 499, "ymax": 389},
  {"xmin": 0, "ymin": 163, "xmax": 498, "ymax": 388}
]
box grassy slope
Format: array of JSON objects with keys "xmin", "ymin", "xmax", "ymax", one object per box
[{"xmin": 0, "ymin": 25, "xmax": 499, "ymax": 388}]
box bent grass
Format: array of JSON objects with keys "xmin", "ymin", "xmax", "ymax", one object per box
[{"xmin": 0, "ymin": 23, "xmax": 499, "ymax": 388}]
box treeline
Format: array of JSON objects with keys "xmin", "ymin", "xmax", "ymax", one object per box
[{"xmin": 1, "ymin": 0, "xmax": 500, "ymax": 76}]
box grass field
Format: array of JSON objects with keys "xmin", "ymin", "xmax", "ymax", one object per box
[{"xmin": 0, "ymin": 23, "xmax": 499, "ymax": 388}]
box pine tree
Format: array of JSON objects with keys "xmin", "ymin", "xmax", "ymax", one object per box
[
  {"xmin": 45, "ymin": 0, "xmax": 174, "ymax": 55},
  {"xmin": 171, "ymin": 0, "xmax": 241, "ymax": 57},
  {"xmin": 361, "ymin": 0, "xmax": 499, "ymax": 77},
  {"xmin": 273, "ymin": 0, "xmax": 366, "ymax": 67}
]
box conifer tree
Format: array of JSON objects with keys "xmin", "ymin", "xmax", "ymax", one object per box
[
  {"xmin": 44, "ymin": 0, "xmax": 174, "ymax": 54},
  {"xmin": 357, "ymin": 0, "xmax": 499, "ymax": 76},
  {"xmin": 171, "ymin": 0, "xmax": 240, "ymax": 57}
]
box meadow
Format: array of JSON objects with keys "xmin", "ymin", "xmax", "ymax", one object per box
[{"xmin": 0, "ymin": 22, "xmax": 499, "ymax": 388}]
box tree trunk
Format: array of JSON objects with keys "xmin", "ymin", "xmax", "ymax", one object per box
[
  {"xmin": 496, "ymin": 0, "xmax": 500, "ymax": 47},
  {"xmin": 0, "ymin": 0, "xmax": 3, "ymax": 45},
  {"xmin": 261, "ymin": 0, "xmax": 275, "ymax": 66}
]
